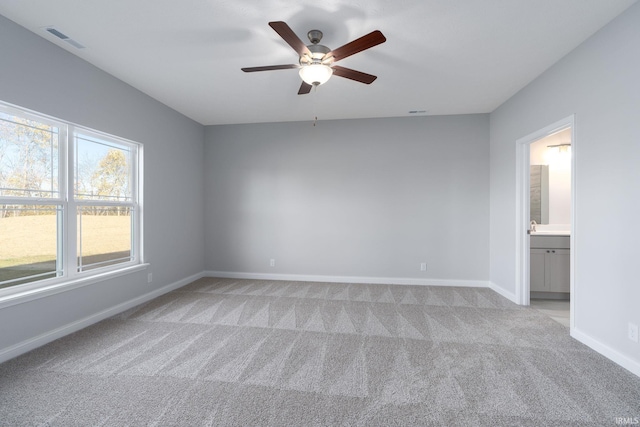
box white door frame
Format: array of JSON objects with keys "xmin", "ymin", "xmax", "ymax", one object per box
[{"xmin": 515, "ymin": 115, "xmax": 576, "ymax": 329}]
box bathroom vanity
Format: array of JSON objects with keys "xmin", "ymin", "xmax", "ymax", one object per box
[{"xmin": 530, "ymin": 233, "xmax": 570, "ymax": 299}]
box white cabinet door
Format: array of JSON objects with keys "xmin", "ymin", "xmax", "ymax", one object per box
[
  {"xmin": 530, "ymin": 249, "xmax": 548, "ymax": 291},
  {"xmin": 546, "ymin": 249, "xmax": 570, "ymax": 293}
]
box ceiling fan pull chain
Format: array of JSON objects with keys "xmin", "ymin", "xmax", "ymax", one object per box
[{"xmin": 313, "ymin": 84, "xmax": 318, "ymax": 126}]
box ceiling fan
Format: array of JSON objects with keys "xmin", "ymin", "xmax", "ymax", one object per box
[{"xmin": 241, "ymin": 21, "xmax": 386, "ymax": 95}]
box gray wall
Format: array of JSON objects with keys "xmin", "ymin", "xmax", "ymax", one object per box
[
  {"xmin": 204, "ymin": 115, "xmax": 490, "ymax": 283},
  {"xmin": 0, "ymin": 16, "xmax": 205, "ymax": 352},
  {"xmin": 490, "ymin": 3, "xmax": 640, "ymax": 370}
]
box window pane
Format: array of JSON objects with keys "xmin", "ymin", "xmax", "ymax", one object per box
[
  {"xmin": 0, "ymin": 111, "xmax": 59, "ymax": 198},
  {"xmin": 75, "ymin": 134, "xmax": 132, "ymax": 202},
  {"xmin": 0, "ymin": 205, "xmax": 61, "ymax": 288},
  {"xmin": 78, "ymin": 206, "xmax": 132, "ymax": 272}
]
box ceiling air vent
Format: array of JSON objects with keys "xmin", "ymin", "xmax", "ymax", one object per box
[{"xmin": 44, "ymin": 27, "xmax": 86, "ymax": 49}]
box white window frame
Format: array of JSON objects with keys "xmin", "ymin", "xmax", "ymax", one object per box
[{"xmin": 0, "ymin": 101, "xmax": 145, "ymax": 306}]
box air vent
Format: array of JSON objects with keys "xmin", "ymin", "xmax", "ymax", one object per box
[
  {"xmin": 43, "ymin": 27, "xmax": 86, "ymax": 49},
  {"xmin": 45, "ymin": 27, "xmax": 68, "ymax": 39}
]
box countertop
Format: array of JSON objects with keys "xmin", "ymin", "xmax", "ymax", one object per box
[{"xmin": 530, "ymin": 230, "xmax": 570, "ymax": 236}]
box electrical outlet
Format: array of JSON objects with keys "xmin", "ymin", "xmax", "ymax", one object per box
[
  {"xmin": 270, "ymin": 259, "xmax": 275, "ymax": 267},
  {"xmin": 420, "ymin": 262, "xmax": 427, "ymax": 271},
  {"xmin": 629, "ymin": 323, "xmax": 639, "ymax": 343},
  {"xmin": 147, "ymin": 273, "xmax": 153, "ymax": 283}
]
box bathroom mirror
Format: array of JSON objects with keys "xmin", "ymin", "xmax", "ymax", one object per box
[{"xmin": 530, "ymin": 165, "xmax": 549, "ymax": 224}]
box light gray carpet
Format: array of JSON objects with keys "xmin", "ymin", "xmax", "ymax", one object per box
[{"xmin": 1, "ymin": 278, "xmax": 638, "ymax": 426}]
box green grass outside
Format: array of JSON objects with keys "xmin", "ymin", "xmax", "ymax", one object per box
[{"xmin": 1, "ymin": 214, "xmax": 131, "ymax": 286}]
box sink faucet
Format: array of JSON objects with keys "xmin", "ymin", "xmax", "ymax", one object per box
[{"xmin": 530, "ymin": 220, "xmax": 537, "ymax": 232}]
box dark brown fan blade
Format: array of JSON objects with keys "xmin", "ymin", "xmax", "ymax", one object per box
[
  {"xmin": 269, "ymin": 21, "xmax": 311, "ymax": 57},
  {"xmin": 298, "ymin": 81, "xmax": 313, "ymax": 95},
  {"xmin": 242, "ymin": 64, "xmax": 299, "ymax": 72},
  {"xmin": 325, "ymin": 30, "xmax": 386, "ymax": 62},
  {"xmin": 332, "ymin": 65, "xmax": 377, "ymax": 84}
]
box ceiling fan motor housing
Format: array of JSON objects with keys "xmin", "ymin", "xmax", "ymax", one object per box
[{"xmin": 300, "ymin": 43, "xmax": 332, "ymax": 66}]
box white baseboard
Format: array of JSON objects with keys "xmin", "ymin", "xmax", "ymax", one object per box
[
  {"xmin": 487, "ymin": 281, "xmax": 518, "ymax": 304},
  {"xmin": 0, "ymin": 271, "xmax": 205, "ymax": 364},
  {"xmin": 204, "ymin": 270, "xmax": 490, "ymax": 288},
  {"xmin": 571, "ymin": 328, "xmax": 640, "ymax": 378}
]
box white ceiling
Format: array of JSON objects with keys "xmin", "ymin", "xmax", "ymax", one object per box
[{"xmin": 0, "ymin": 0, "xmax": 636, "ymax": 125}]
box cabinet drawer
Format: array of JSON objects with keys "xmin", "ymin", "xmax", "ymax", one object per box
[{"xmin": 530, "ymin": 235, "xmax": 570, "ymax": 249}]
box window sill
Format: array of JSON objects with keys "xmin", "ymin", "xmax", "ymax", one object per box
[{"xmin": 0, "ymin": 263, "xmax": 149, "ymax": 310}]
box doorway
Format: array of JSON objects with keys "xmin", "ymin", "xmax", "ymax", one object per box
[{"xmin": 515, "ymin": 115, "xmax": 575, "ymax": 330}]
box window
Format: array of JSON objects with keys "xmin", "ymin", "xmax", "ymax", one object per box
[{"xmin": 0, "ymin": 102, "xmax": 142, "ymax": 293}]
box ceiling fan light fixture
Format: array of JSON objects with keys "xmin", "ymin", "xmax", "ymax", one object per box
[{"xmin": 299, "ymin": 64, "xmax": 333, "ymax": 86}]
